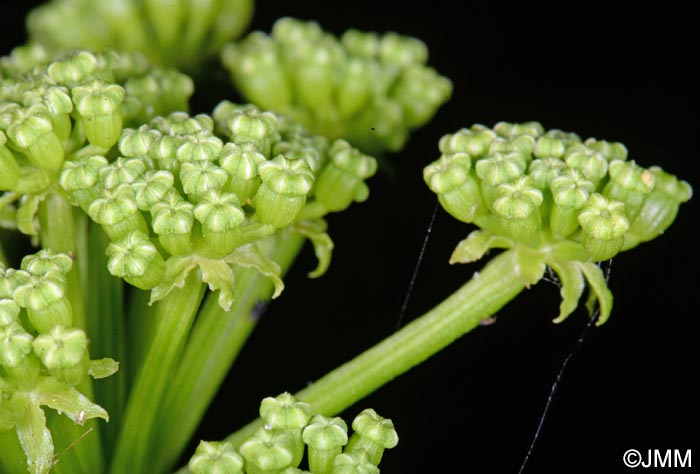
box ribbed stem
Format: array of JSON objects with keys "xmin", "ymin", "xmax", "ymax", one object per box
[
  {"xmin": 227, "ymin": 250, "xmax": 525, "ymax": 447},
  {"xmin": 152, "ymin": 233, "xmax": 306, "ymax": 473},
  {"xmin": 110, "ymin": 273, "xmax": 205, "ymax": 474},
  {"xmin": 0, "ymin": 430, "xmax": 26, "ymax": 473},
  {"xmin": 87, "ymin": 224, "xmax": 125, "ymax": 460}
]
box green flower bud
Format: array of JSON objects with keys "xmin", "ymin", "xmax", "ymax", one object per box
[
  {"xmin": 565, "ymin": 144, "xmax": 608, "ymax": 184},
  {"xmin": 583, "ymin": 137, "xmax": 627, "ymax": 161},
  {"xmin": 153, "ymin": 112, "xmax": 214, "ymax": 136},
  {"xmin": 534, "ymin": 133, "xmax": 568, "ymax": 159},
  {"xmin": 240, "ymin": 428, "xmax": 295, "ymax": 474},
  {"xmin": 438, "ymin": 125, "xmax": 497, "ymax": 159},
  {"xmin": 0, "ymin": 322, "xmax": 33, "ymax": 367},
  {"xmin": 260, "ymin": 393, "xmax": 312, "ymax": 467},
  {"xmin": 0, "ymin": 132, "xmax": 20, "ymax": 191},
  {"xmin": 528, "ymin": 157, "xmax": 566, "ymax": 189},
  {"xmin": 14, "ymin": 166, "xmax": 52, "ymax": 196},
  {"xmin": 345, "ymin": 409, "xmax": 398, "ymax": 466},
  {"xmin": 272, "ymin": 139, "xmax": 326, "ymax": 175},
  {"xmin": 119, "ymin": 124, "xmax": 162, "ymax": 157},
  {"xmin": 393, "ymin": 65, "xmax": 452, "ymax": 128},
  {"xmin": 302, "ymin": 414, "xmax": 348, "ymax": 474},
  {"xmin": 315, "ymin": 140, "xmax": 377, "ymax": 212},
  {"xmin": 46, "ymin": 51, "xmax": 98, "ymax": 86},
  {"xmin": 603, "ymin": 160, "xmax": 655, "ymax": 221},
  {"xmin": 133, "ymin": 170, "xmax": 175, "ymax": 211},
  {"xmin": 423, "ymin": 152, "xmax": 481, "ymax": 223},
  {"xmin": 106, "ymin": 230, "xmax": 166, "ymax": 289},
  {"xmin": 549, "ymin": 170, "xmax": 595, "ymax": 238},
  {"xmin": 60, "ymin": 155, "xmax": 109, "ymax": 209},
  {"xmin": 379, "ymin": 31, "xmax": 428, "ymax": 66},
  {"xmin": 194, "ymin": 191, "xmax": 245, "ymax": 256},
  {"xmin": 71, "ymin": 79, "xmax": 125, "ymax": 147},
  {"xmin": 189, "ymin": 441, "xmax": 244, "ymax": 474},
  {"xmin": 221, "ymin": 37, "xmax": 293, "ymax": 111},
  {"xmin": 88, "ymin": 185, "xmax": 149, "ymax": 242},
  {"xmin": 99, "ymin": 157, "xmax": 147, "ymax": 190},
  {"xmin": 228, "ymin": 108, "xmax": 279, "ymax": 155},
  {"xmin": 177, "ymin": 132, "xmax": 224, "ymax": 163},
  {"xmin": 20, "ymin": 249, "xmax": 72, "ymax": 277},
  {"xmin": 492, "ymin": 176, "xmax": 543, "ymax": 244},
  {"xmin": 336, "ymin": 59, "xmax": 372, "ymax": 118},
  {"xmin": 332, "ymin": 451, "xmax": 380, "ymax": 474},
  {"xmin": 180, "ymin": 160, "xmax": 229, "ymax": 202},
  {"xmin": 150, "ymin": 133, "xmax": 187, "ymax": 173},
  {"xmin": 10, "ymin": 270, "xmax": 72, "ymax": 332},
  {"xmin": 219, "ymin": 143, "xmax": 266, "ymax": 202},
  {"xmin": 494, "ymin": 121, "xmax": 544, "ymax": 139},
  {"xmin": 0, "ymin": 299, "xmax": 21, "ymax": 326},
  {"xmin": 341, "ymin": 29, "xmax": 380, "ymax": 58},
  {"xmin": 5, "ymin": 104, "xmax": 64, "ymax": 171},
  {"xmin": 488, "ymin": 134, "xmax": 537, "ymax": 157},
  {"xmin": 255, "ymin": 155, "xmax": 314, "ymax": 228},
  {"xmin": 578, "ymin": 194, "xmax": 630, "ymax": 261},
  {"xmin": 475, "ymin": 151, "xmax": 527, "ymax": 207},
  {"xmin": 291, "ymin": 41, "xmax": 339, "ymax": 111},
  {"xmin": 151, "ymin": 193, "xmax": 195, "ymax": 256},
  {"xmin": 32, "ymin": 325, "xmax": 88, "ymax": 385},
  {"xmin": 626, "ymin": 166, "xmax": 693, "ymax": 247}
]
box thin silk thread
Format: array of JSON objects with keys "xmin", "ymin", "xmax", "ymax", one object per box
[
  {"xmin": 517, "ymin": 259, "xmax": 613, "ymax": 473},
  {"xmin": 394, "ymin": 200, "xmax": 439, "ymax": 330}
]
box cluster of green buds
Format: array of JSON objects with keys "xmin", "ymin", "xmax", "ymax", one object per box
[
  {"xmin": 26, "ymin": 0, "xmax": 253, "ymax": 70},
  {"xmin": 424, "ymin": 122, "xmax": 692, "ymax": 324},
  {"xmin": 0, "ymin": 250, "xmax": 117, "ymax": 473},
  {"xmin": 221, "ymin": 18, "xmax": 452, "ymax": 154},
  {"xmin": 59, "ymin": 102, "xmax": 376, "ymax": 309},
  {"xmin": 0, "ymin": 45, "xmax": 193, "ymax": 238},
  {"xmin": 189, "ymin": 393, "xmax": 397, "ymax": 474}
]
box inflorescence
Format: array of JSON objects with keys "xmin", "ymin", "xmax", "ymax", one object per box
[
  {"xmin": 424, "ymin": 122, "xmax": 692, "ymax": 324},
  {"xmin": 222, "ymin": 18, "xmax": 452, "ymax": 154}
]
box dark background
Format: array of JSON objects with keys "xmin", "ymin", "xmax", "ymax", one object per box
[{"xmin": 3, "ymin": 1, "xmax": 698, "ymax": 473}]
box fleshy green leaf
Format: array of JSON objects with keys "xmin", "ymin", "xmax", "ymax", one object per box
[
  {"xmin": 149, "ymin": 255, "xmax": 198, "ymax": 305},
  {"xmin": 548, "ymin": 260, "xmax": 585, "ymax": 323},
  {"xmin": 577, "ymin": 262, "xmax": 613, "ymax": 325},
  {"xmin": 292, "ymin": 220, "xmax": 334, "ymax": 278},
  {"xmin": 198, "ymin": 259, "xmax": 237, "ymax": 312},
  {"xmin": 88, "ymin": 358, "xmax": 119, "ymax": 379},
  {"xmin": 12, "ymin": 393, "xmax": 53, "ymax": 474},
  {"xmin": 225, "ymin": 244, "xmax": 284, "ymax": 298},
  {"xmin": 34, "ymin": 377, "xmax": 109, "ymax": 425},
  {"xmin": 449, "ymin": 230, "xmax": 513, "ymax": 264}
]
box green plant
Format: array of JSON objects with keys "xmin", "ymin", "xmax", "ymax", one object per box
[{"xmin": 1, "ymin": 1, "xmax": 695, "ymax": 473}]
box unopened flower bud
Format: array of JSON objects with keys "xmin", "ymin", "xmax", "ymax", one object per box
[
  {"xmin": 345, "ymin": 409, "xmax": 398, "ymax": 465},
  {"xmin": 32, "ymin": 325, "xmax": 88, "ymax": 385},
  {"xmin": 194, "ymin": 191, "xmax": 245, "ymax": 256},
  {"xmin": 189, "ymin": 441, "xmax": 244, "ymax": 474},
  {"xmin": 106, "ymin": 230, "xmax": 166, "ymax": 289},
  {"xmin": 423, "ymin": 152, "xmax": 481, "ymax": 223},
  {"xmin": 302, "ymin": 414, "xmax": 348, "ymax": 474},
  {"xmin": 255, "ymin": 155, "xmax": 314, "ymax": 228},
  {"xmin": 72, "ymin": 79, "xmax": 125, "ymax": 148},
  {"xmin": 578, "ymin": 194, "xmax": 630, "ymax": 261},
  {"xmin": 315, "ymin": 140, "xmax": 377, "ymax": 212}
]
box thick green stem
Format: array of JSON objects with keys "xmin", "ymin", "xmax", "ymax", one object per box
[
  {"xmin": 153, "ymin": 233, "xmax": 306, "ymax": 473},
  {"xmin": 227, "ymin": 250, "xmax": 525, "ymax": 447},
  {"xmin": 110, "ymin": 273, "xmax": 205, "ymax": 474},
  {"xmin": 45, "ymin": 411, "xmax": 87, "ymax": 474},
  {"xmin": 87, "ymin": 224, "xmax": 125, "ymax": 460},
  {"xmin": 0, "ymin": 430, "xmax": 26, "ymax": 473}
]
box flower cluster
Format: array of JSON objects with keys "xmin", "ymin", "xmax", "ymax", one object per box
[
  {"xmin": 221, "ymin": 18, "xmax": 452, "ymax": 154},
  {"xmin": 26, "ymin": 0, "xmax": 253, "ymax": 69},
  {"xmin": 189, "ymin": 393, "xmax": 397, "ymax": 474},
  {"xmin": 60, "ymin": 103, "xmax": 377, "ymax": 310},
  {"xmin": 0, "ymin": 47, "xmax": 193, "ymax": 238},
  {"xmin": 424, "ymin": 122, "xmax": 692, "ymax": 323},
  {"xmin": 0, "ymin": 250, "xmax": 117, "ymax": 474}
]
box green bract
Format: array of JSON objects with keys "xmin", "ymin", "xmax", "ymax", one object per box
[
  {"xmin": 426, "ymin": 122, "xmax": 692, "ymax": 324},
  {"xmin": 27, "ymin": 0, "xmax": 253, "ymax": 70},
  {"xmin": 221, "ymin": 17, "xmax": 452, "ymax": 154}
]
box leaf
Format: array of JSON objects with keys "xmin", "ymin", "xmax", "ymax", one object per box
[
  {"xmin": 548, "ymin": 260, "xmax": 585, "ymax": 323},
  {"xmin": 34, "ymin": 377, "xmax": 109, "ymax": 425},
  {"xmin": 449, "ymin": 230, "xmax": 512, "ymax": 264},
  {"xmin": 17, "ymin": 194, "xmax": 44, "ymax": 236},
  {"xmin": 513, "ymin": 245, "xmax": 546, "ymax": 287},
  {"xmin": 227, "ymin": 244, "xmax": 284, "ymax": 298},
  {"xmin": 11, "ymin": 392, "xmax": 53, "ymax": 474},
  {"xmin": 149, "ymin": 255, "xmax": 198, "ymax": 305},
  {"xmin": 88, "ymin": 358, "xmax": 119, "ymax": 379},
  {"xmin": 577, "ymin": 261, "xmax": 614, "ymax": 325},
  {"xmin": 198, "ymin": 259, "xmax": 237, "ymax": 311},
  {"xmin": 292, "ymin": 220, "xmax": 334, "ymax": 278}
]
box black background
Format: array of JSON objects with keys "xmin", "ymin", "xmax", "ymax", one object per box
[{"xmin": 3, "ymin": 1, "xmax": 698, "ymax": 473}]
